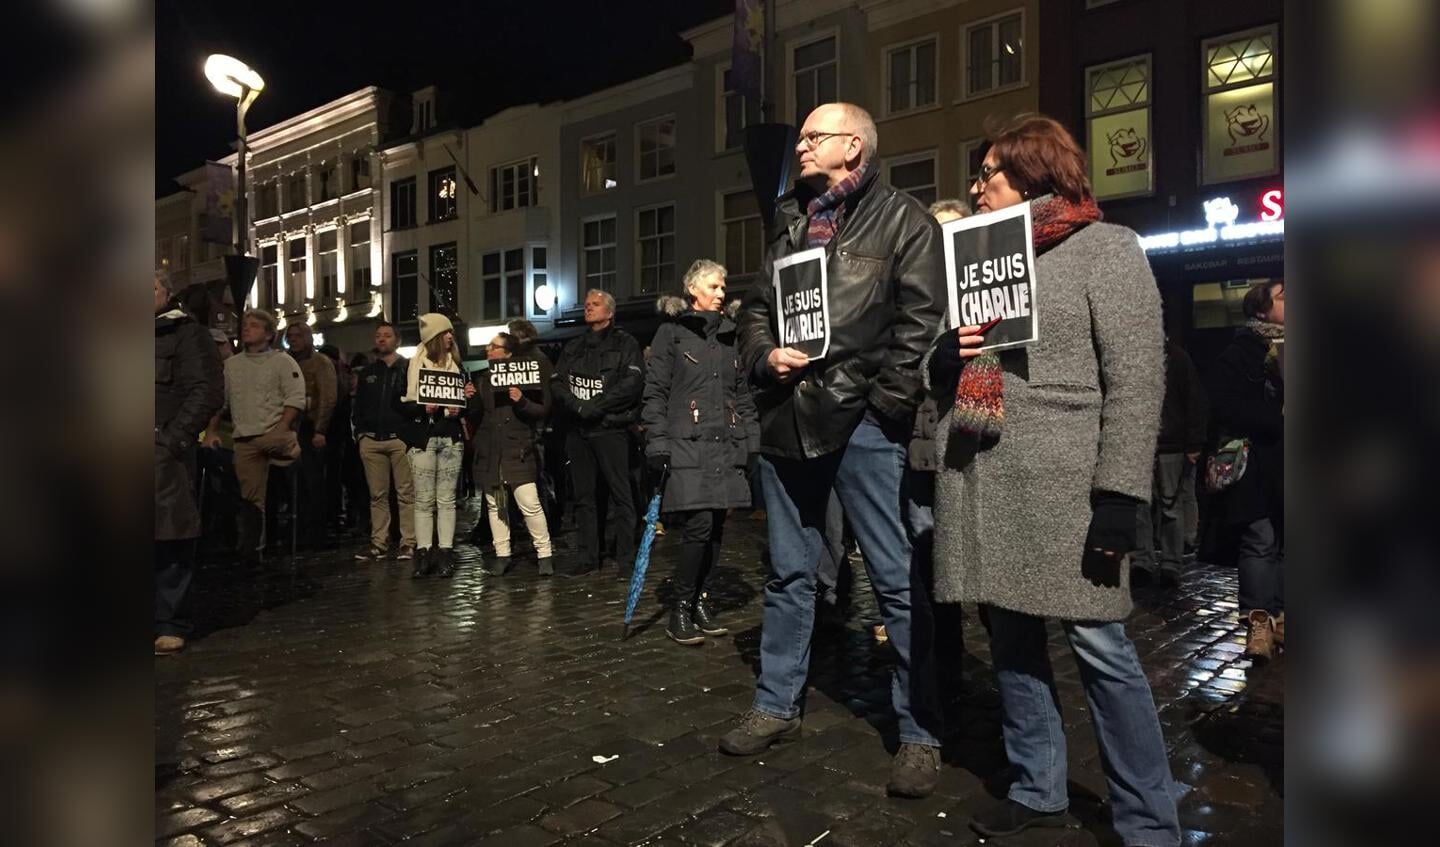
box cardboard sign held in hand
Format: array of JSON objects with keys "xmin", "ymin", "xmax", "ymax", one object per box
[
  {"xmin": 942, "ymin": 202, "xmax": 1040, "ymax": 352},
  {"xmin": 772, "ymin": 247, "xmax": 831, "ymax": 360},
  {"xmin": 417, "ymin": 368, "xmax": 467, "ymax": 408}
]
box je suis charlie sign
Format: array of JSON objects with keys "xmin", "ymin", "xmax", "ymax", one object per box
[
  {"xmin": 941, "ymin": 202, "xmax": 1039, "ymax": 352},
  {"xmin": 417, "ymin": 369, "xmax": 467, "ymax": 408},
  {"xmin": 771, "ymin": 247, "xmax": 831, "ymax": 359}
]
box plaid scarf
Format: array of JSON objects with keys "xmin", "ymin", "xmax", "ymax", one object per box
[
  {"xmin": 806, "ymin": 159, "xmax": 874, "ymax": 248},
  {"xmin": 952, "ymin": 194, "xmax": 1102, "ymax": 440}
]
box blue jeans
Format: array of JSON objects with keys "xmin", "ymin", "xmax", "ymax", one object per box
[
  {"xmin": 1238, "ymin": 518, "xmax": 1284, "ymax": 614},
  {"xmin": 987, "ymin": 606, "xmax": 1179, "ymax": 847},
  {"xmin": 753, "ymin": 415, "xmax": 942, "ymax": 747}
]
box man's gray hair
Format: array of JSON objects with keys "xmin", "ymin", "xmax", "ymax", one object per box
[
  {"xmin": 840, "ymin": 103, "xmax": 879, "ymax": 164},
  {"xmin": 682, "ymin": 259, "xmax": 727, "ymax": 297},
  {"xmin": 241, "ymin": 308, "xmax": 278, "ymax": 339},
  {"xmin": 928, "ymin": 198, "xmax": 970, "ymax": 219},
  {"xmin": 585, "ymin": 289, "xmax": 616, "ymax": 313}
]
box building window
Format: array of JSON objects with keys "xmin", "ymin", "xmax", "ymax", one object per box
[
  {"xmin": 580, "ymin": 134, "xmax": 617, "ymax": 194},
  {"xmin": 1086, "ymin": 54, "xmax": 1153, "ymax": 200},
  {"xmin": 428, "ymin": 167, "xmax": 458, "ymax": 223},
  {"xmin": 156, "ymin": 238, "xmax": 170, "ymax": 269},
  {"xmin": 637, "ymin": 117, "xmax": 677, "ymax": 182},
  {"xmin": 256, "ymin": 183, "xmax": 278, "ymax": 219},
  {"xmin": 391, "ymin": 177, "xmax": 416, "ymax": 229},
  {"xmin": 490, "ymin": 157, "xmax": 537, "ymax": 212},
  {"xmin": 1201, "ymin": 25, "xmax": 1279, "ymax": 184},
  {"xmin": 582, "ymin": 216, "xmax": 617, "ymax": 294},
  {"xmin": 318, "ymin": 163, "xmax": 338, "ymax": 202},
  {"xmin": 260, "ymin": 244, "xmax": 280, "ymax": 307},
  {"xmin": 637, "ymin": 205, "xmax": 675, "ymax": 296},
  {"xmin": 429, "ymin": 242, "xmax": 458, "ymax": 312},
  {"xmin": 719, "ymin": 65, "xmax": 754, "ymax": 152},
  {"xmin": 287, "ymin": 237, "xmax": 307, "ymax": 302},
  {"xmin": 173, "ymin": 235, "xmax": 190, "ymax": 271},
  {"xmin": 351, "ymin": 156, "xmax": 371, "ymax": 191},
  {"xmin": 887, "ymin": 153, "xmax": 938, "ymax": 207},
  {"xmin": 720, "ymin": 189, "xmax": 762, "ymax": 280},
  {"xmin": 284, "ymin": 172, "xmax": 307, "ymax": 212},
  {"xmin": 886, "ymin": 38, "xmax": 937, "ymax": 115},
  {"xmin": 392, "ymin": 251, "xmax": 418, "ymax": 322},
  {"xmin": 964, "ymin": 12, "xmax": 1024, "ymax": 97},
  {"xmin": 531, "ymin": 246, "xmax": 549, "ymax": 314},
  {"xmin": 793, "ymin": 36, "xmax": 838, "ymax": 126},
  {"xmin": 480, "ymin": 248, "xmax": 526, "ymax": 322},
  {"xmin": 960, "ymin": 138, "xmax": 987, "ymax": 196},
  {"xmin": 317, "ymin": 229, "xmax": 337, "ymax": 302},
  {"xmin": 348, "ymin": 221, "xmax": 371, "ymax": 292}
]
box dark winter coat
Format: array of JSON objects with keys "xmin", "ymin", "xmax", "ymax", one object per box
[
  {"xmin": 551, "ymin": 326, "xmax": 645, "ymax": 432},
  {"xmin": 155, "ymin": 311, "xmax": 224, "ymax": 540},
  {"xmin": 736, "ymin": 167, "xmax": 947, "ymax": 459},
  {"xmin": 643, "ymin": 307, "xmax": 760, "ymax": 512},
  {"xmin": 1157, "ymin": 339, "xmax": 1208, "ymax": 454},
  {"xmin": 1210, "ymin": 327, "xmax": 1284, "ymax": 528},
  {"xmin": 466, "ymin": 351, "xmax": 552, "ymax": 488},
  {"xmin": 352, "ymin": 356, "xmax": 409, "ymax": 439}
]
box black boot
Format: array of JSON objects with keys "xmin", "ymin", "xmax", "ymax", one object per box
[
  {"xmin": 237, "ymin": 505, "xmax": 264, "ymax": 567},
  {"xmin": 485, "ymin": 555, "xmax": 512, "ymax": 576},
  {"xmin": 537, "ymin": 557, "xmax": 554, "ymax": 577},
  {"xmin": 412, "ymin": 547, "xmax": 433, "ymax": 578},
  {"xmin": 666, "ymin": 604, "xmax": 704, "ymax": 645},
  {"xmin": 692, "ymin": 592, "xmax": 728, "ymax": 637},
  {"xmin": 434, "ymin": 548, "xmax": 456, "ymax": 578}
]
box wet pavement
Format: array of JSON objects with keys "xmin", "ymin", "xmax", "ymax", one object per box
[{"xmin": 156, "ymin": 502, "xmax": 1283, "ymax": 846}]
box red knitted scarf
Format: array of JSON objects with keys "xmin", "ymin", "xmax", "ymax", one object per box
[{"xmin": 951, "ymin": 195, "xmax": 1102, "ymax": 440}]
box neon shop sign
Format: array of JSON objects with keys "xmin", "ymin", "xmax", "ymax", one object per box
[{"xmin": 1139, "ymin": 189, "xmax": 1284, "ymax": 252}]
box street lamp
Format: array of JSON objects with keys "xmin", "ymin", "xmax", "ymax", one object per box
[{"xmin": 204, "ymin": 54, "xmax": 265, "ymax": 257}]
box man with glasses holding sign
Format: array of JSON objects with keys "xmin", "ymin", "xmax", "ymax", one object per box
[{"xmin": 726, "ymin": 102, "xmax": 948, "ymax": 799}]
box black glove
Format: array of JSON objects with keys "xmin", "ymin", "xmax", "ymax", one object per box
[
  {"xmin": 647, "ymin": 453, "xmax": 670, "ymax": 476},
  {"xmin": 932, "ymin": 328, "xmax": 964, "ymax": 372},
  {"xmin": 1086, "ymin": 491, "xmax": 1142, "ymax": 555}
]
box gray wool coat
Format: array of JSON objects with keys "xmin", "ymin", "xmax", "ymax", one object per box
[{"xmin": 929, "ymin": 221, "xmax": 1164, "ymax": 622}]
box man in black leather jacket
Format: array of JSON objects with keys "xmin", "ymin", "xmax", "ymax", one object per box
[
  {"xmin": 722, "ymin": 103, "xmax": 947, "ymax": 798},
  {"xmin": 551, "ymin": 289, "xmax": 645, "ymax": 577}
]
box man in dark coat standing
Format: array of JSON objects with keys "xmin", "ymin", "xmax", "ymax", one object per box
[
  {"xmin": 726, "ymin": 102, "xmax": 947, "ymax": 798},
  {"xmin": 154, "ymin": 271, "xmax": 224, "ymax": 655},
  {"xmin": 551, "ymin": 290, "xmax": 645, "ymax": 578}
]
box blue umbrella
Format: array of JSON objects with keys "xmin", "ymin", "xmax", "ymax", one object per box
[{"xmin": 621, "ymin": 470, "xmax": 667, "ymax": 640}]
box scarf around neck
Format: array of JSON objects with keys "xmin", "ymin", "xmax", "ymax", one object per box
[
  {"xmin": 951, "ymin": 194, "xmax": 1103, "ymax": 440},
  {"xmin": 806, "ymin": 158, "xmax": 875, "ymax": 248}
]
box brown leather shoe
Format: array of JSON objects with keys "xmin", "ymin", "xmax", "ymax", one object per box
[
  {"xmin": 1244, "ymin": 610, "xmax": 1274, "ymax": 661},
  {"xmin": 154, "ymin": 635, "xmax": 186, "ymax": 656}
]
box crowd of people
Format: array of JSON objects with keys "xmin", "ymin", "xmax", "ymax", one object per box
[{"xmin": 154, "ymin": 103, "xmax": 1283, "ymax": 845}]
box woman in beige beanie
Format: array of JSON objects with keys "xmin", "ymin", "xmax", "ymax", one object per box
[{"xmin": 400, "ymin": 313, "xmax": 467, "ymax": 577}]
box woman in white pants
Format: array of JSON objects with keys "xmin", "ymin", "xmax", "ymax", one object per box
[
  {"xmin": 466, "ymin": 332, "xmax": 554, "ymax": 576},
  {"xmin": 399, "ymin": 313, "xmax": 467, "ymax": 578}
]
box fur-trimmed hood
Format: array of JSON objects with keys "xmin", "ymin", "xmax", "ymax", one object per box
[{"xmin": 655, "ymin": 294, "xmax": 688, "ymax": 318}]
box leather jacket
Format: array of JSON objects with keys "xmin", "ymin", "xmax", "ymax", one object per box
[
  {"xmin": 737, "ymin": 169, "xmax": 947, "ymax": 459},
  {"xmin": 551, "ymin": 325, "xmax": 645, "ymax": 432}
]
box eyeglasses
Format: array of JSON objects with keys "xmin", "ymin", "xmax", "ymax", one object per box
[
  {"xmin": 799, "ymin": 130, "xmax": 854, "ymax": 150},
  {"xmin": 486, "ymin": 343, "xmax": 506, "ymax": 350},
  {"xmin": 973, "ymin": 162, "xmax": 1004, "ymax": 186}
]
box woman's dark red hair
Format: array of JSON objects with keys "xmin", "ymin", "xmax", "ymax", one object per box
[{"xmin": 983, "ymin": 113, "xmax": 1093, "ymax": 204}]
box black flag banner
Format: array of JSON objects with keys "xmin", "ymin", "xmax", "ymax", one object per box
[
  {"xmin": 942, "ymin": 202, "xmax": 1039, "ymax": 352},
  {"xmin": 771, "ymin": 246, "xmax": 831, "ymax": 359}
]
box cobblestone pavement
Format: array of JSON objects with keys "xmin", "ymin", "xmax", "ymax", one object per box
[{"xmin": 156, "ymin": 502, "xmax": 1283, "ymax": 846}]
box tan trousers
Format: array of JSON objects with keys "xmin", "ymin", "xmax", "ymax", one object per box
[
  {"xmin": 358, "ymin": 436, "xmax": 416, "ymax": 550},
  {"xmin": 233, "ymin": 427, "xmax": 302, "ymax": 513},
  {"xmin": 485, "ymin": 482, "xmax": 552, "ymax": 558}
]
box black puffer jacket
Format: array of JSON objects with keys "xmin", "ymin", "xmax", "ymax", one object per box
[
  {"xmin": 466, "ymin": 351, "xmax": 552, "ymax": 488},
  {"xmin": 155, "ymin": 311, "xmax": 223, "ymax": 540},
  {"xmin": 1211, "ymin": 327, "xmax": 1283, "ymax": 528},
  {"xmin": 552, "ymin": 326, "xmax": 645, "ymax": 432},
  {"xmin": 352, "ymin": 356, "xmax": 409, "ymax": 439},
  {"xmin": 737, "ymin": 168, "xmax": 947, "ymax": 459},
  {"xmin": 643, "ymin": 306, "xmax": 760, "ymax": 512}
]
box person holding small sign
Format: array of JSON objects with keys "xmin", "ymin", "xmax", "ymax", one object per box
[
  {"xmin": 465, "ymin": 332, "xmax": 554, "ymax": 577},
  {"xmin": 550, "ymin": 290, "xmax": 645, "ymax": 578},
  {"xmin": 927, "ymin": 114, "xmax": 1178, "ymax": 845},
  {"xmin": 641, "ymin": 260, "xmax": 760, "ymax": 646},
  {"xmin": 399, "ymin": 313, "xmax": 468, "ymax": 579},
  {"xmin": 727, "ymin": 102, "xmax": 947, "ymax": 799}
]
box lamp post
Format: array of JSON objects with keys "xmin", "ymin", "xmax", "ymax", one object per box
[{"xmin": 205, "ymin": 54, "xmax": 265, "ymax": 256}]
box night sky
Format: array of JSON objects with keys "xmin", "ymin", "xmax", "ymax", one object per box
[{"xmin": 156, "ymin": 0, "xmax": 732, "ymax": 197}]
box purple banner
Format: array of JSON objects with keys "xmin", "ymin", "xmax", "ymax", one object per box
[{"xmin": 731, "ymin": 0, "xmax": 763, "ymax": 101}]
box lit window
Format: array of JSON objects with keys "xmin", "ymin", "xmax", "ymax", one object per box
[
  {"xmin": 581, "ymin": 135, "xmax": 617, "ymax": 194},
  {"xmin": 1086, "ymin": 54, "xmax": 1153, "ymax": 200},
  {"xmin": 429, "ymin": 242, "xmax": 458, "ymax": 312},
  {"xmin": 428, "ymin": 167, "xmax": 458, "ymax": 223},
  {"xmin": 317, "ymin": 229, "xmax": 337, "ymax": 302},
  {"xmin": 1201, "ymin": 25, "xmax": 1279, "ymax": 184}
]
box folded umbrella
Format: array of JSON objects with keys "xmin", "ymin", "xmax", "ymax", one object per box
[{"xmin": 621, "ymin": 470, "xmax": 667, "ymax": 640}]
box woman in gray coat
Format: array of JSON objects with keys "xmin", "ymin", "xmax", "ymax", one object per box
[
  {"xmin": 643, "ymin": 260, "xmax": 760, "ymax": 645},
  {"xmin": 929, "ymin": 115, "xmax": 1179, "ymax": 847}
]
